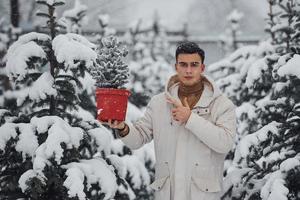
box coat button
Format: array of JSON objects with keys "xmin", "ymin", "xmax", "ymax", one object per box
[
  {"xmin": 158, "ymin": 186, "xmax": 161, "ymax": 189},
  {"xmin": 195, "ymin": 163, "xmax": 199, "ymax": 166},
  {"xmin": 206, "ymin": 189, "xmax": 208, "ymax": 191},
  {"xmin": 205, "ymin": 109, "xmax": 208, "ymax": 112}
]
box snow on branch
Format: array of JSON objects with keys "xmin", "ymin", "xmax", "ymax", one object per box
[
  {"xmin": 52, "ymin": 33, "xmax": 97, "ymax": 69},
  {"xmin": 5, "ymin": 32, "xmax": 50, "ymax": 81},
  {"xmin": 62, "ymin": 158, "xmax": 118, "ymax": 200},
  {"xmin": 15, "ymin": 72, "xmax": 57, "ymax": 106},
  {"xmin": 277, "ymin": 54, "xmax": 300, "ymax": 79}
]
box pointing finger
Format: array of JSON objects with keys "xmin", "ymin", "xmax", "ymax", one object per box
[{"xmin": 166, "ymin": 96, "xmax": 182, "ymax": 107}]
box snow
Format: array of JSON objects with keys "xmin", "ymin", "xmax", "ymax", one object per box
[
  {"xmin": 107, "ymin": 154, "xmax": 127, "ymax": 178},
  {"xmin": 271, "ymin": 23, "xmax": 288, "ymax": 33},
  {"xmin": 45, "ymin": 0, "xmax": 65, "ymax": 6},
  {"xmin": 15, "ymin": 72, "xmax": 57, "ymax": 106},
  {"xmin": 110, "ymin": 139, "xmax": 126, "ymax": 155},
  {"xmin": 280, "ymin": 157, "xmax": 300, "ymax": 172},
  {"xmin": 78, "ymin": 72, "xmax": 95, "ymax": 94},
  {"xmin": 18, "ymin": 169, "xmax": 46, "ymax": 193},
  {"xmin": 236, "ymin": 102, "xmax": 257, "ymax": 119},
  {"xmin": 273, "ymin": 81, "xmax": 290, "ymax": 95},
  {"xmin": 15, "ymin": 123, "xmax": 39, "ymax": 159},
  {"xmin": 33, "ymin": 143, "xmax": 49, "ymax": 172},
  {"xmin": 223, "ymin": 167, "xmax": 253, "ymax": 192},
  {"xmin": 256, "ymin": 151, "xmax": 287, "ymax": 169},
  {"xmin": 72, "ymin": 106, "xmax": 96, "ymax": 122},
  {"xmin": 126, "ymin": 102, "xmax": 143, "ymax": 122},
  {"xmin": 228, "ymin": 45, "xmax": 256, "ymax": 62},
  {"xmin": 31, "ymin": 116, "xmax": 84, "ymax": 164},
  {"xmin": 227, "ymin": 9, "xmax": 244, "ymax": 32},
  {"xmin": 9, "ymin": 115, "xmax": 122, "ymax": 199},
  {"xmin": 245, "ymin": 58, "xmax": 268, "ymax": 88},
  {"xmin": 110, "ymin": 141, "xmax": 154, "ymax": 188},
  {"xmin": 6, "ymin": 40, "xmax": 47, "ymax": 81},
  {"xmin": 117, "ymin": 184, "xmax": 136, "ymax": 200},
  {"xmin": 88, "ymin": 127, "xmax": 112, "ymax": 156},
  {"xmin": 63, "ymin": 158, "xmax": 118, "ymax": 200},
  {"xmin": 261, "ymin": 171, "xmax": 289, "ymax": 200},
  {"xmin": 254, "ymin": 40, "xmax": 275, "ymax": 57},
  {"xmin": 5, "ymin": 32, "xmax": 49, "ymax": 79},
  {"xmin": 52, "ymin": 33, "xmax": 97, "ymax": 69},
  {"xmin": 277, "ymin": 54, "xmax": 300, "ymax": 79},
  {"xmin": 227, "ymin": 9, "xmax": 244, "ymax": 22},
  {"xmin": 0, "ymin": 109, "xmax": 9, "ymax": 117},
  {"xmin": 0, "ymin": 123, "xmax": 17, "ymax": 151},
  {"xmin": 120, "ymin": 155, "xmax": 151, "ymax": 188},
  {"xmin": 133, "ymin": 142, "xmax": 155, "ymax": 168},
  {"xmin": 62, "ymin": 0, "xmax": 87, "ymax": 19},
  {"xmin": 235, "ymin": 102, "xmax": 257, "ymax": 135},
  {"xmin": 98, "ymin": 14, "xmax": 110, "ymax": 27},
  {"xmin": 238, "ymin": 121, "xmax": 280, "ymax": 157},
  {"xmin": 63, "ymin": 167, "xmax": 86, "ymax": 200},
  {"xmin": 266, "ymin": 179, "xmax": 289, "ymax": 200}
]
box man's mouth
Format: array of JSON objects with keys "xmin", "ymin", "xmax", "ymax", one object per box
[{"xmin": 184, "ymin": 76, "xmax": 193, "ymax": 79}]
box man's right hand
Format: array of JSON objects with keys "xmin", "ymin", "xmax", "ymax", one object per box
[{"xmin": 101, "ymin": 119, "xmax": 126, "ymax": 130}]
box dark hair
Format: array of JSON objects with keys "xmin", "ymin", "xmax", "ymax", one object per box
[{"xmin": 175, "ymin": 41, "xmax": 205, "ymax": 63}]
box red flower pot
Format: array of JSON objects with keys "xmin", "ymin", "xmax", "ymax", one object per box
[{"xmin": 96, "ymin": 88, "xmax": 131, "ymax": 122}]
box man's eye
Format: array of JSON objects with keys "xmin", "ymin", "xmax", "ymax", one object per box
[
  {"xmin": 191, "ymin": 62, "xmax": 200, "ymax": 67},
  {"xmin": 179, "ymin": 63, "xmax": 187, "ymax": 67}
]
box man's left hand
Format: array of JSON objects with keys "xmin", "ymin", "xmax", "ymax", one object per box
[{"xmin": 166, "ymin": 96, "xmax": 191, "ymax": 124}]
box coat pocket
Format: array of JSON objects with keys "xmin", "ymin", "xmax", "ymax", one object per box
[
  {"xmin": 149, "ymin": 162, "xmax": 170, "ymax": 200},
  {"xmin": 190, "ymin": 166, "xmax": 221, "ymax": 200},
  {"xmin": 191, "ymin": 166, "xmax": 221, "ymax": 192}
]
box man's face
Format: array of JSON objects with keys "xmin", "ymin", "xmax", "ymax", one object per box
[{"xmin": 175, "ymin": 53, "xmax": 205, "ymax": 86}]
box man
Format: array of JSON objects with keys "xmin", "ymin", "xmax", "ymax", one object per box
[{"xmin": 106, "ymin": 41, "xmax": 236, "ymax": 200}]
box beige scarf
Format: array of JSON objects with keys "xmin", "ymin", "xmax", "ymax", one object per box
[{"xmin": 178, "ymin": 80, "xmax": 204, "ymax": 109}]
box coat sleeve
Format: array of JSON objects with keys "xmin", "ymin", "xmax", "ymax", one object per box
[
  {"xmin": 185, "ymin": 96, "xmax": 236, "ymax": 154},
  {"xmin": 118, "ymin": 96, "xmax": 155, "ymax": 150}
]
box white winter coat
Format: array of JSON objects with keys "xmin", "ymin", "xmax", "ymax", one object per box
[{"xmin": 120, "ymin": 74, "xmax": 236, "ymax": 200}]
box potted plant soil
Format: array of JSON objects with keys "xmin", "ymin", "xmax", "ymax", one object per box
[{"xmin": 90, "ymin": 35, "xmax": 130, "ymax": 122}]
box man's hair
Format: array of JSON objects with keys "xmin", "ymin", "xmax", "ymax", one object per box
[{"xmin": 175, "ymin": 41, "xmax": 205, "ymax": 63}]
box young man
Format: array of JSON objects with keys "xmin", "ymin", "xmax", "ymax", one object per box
[{"xmin": 106, "ymin": 41, "xmax": 236, "ymax": 200}]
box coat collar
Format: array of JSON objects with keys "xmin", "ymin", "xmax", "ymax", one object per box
[{"xmin": 164, "ymin": 74, "xmax": 222, "ymax": 108}]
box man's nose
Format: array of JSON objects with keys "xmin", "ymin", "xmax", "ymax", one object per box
[{"xmin": 186, "ymin": 66, "xmax": 192, "ymax": 73}]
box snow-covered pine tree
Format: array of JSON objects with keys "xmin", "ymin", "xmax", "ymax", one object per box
[
  {"xmin": 208, "ymin": 40, "xmax": 276, "ymax": 176},
  {"xmin": 0, "ymin": 18, "xmax": 10, "ymax": 97},
  {"xmin": 97, "ymin": 14, "xmax": 116, "ymax": 38},
  {"xmin": 61, "ymin": 0, "xmax": 88, "ymax": 34},
  {"xmin": 0, "ymin": 1, "xmax": 148, "ymax": 199},
  {"xmin": 272, "ymin": 0, "xmax": 299, "ymax": 54},
  {"xmin": 60, "ymin": 0, "xmax": 96, "ymax": 118},
  {"xmin": 265, "ymin": 0, "xmax": 280, "ymax": 44},
  {"xmin": 125, "ymin": 18, "xmax": 174, "ymax": 108},
  {"xmin": 122, "ymin": 20, "xmax": 150, "ymax": 107},
  {"xmin": 91, "ymin": 35, "xmax": 129, "ymax": 89},
  {"xmin": 219, "ymin": 9, "xmax": 244, "ymax": 55},
  {"xmin": 220, "ymin": 0, "xmax": 300, "ymax": 199},
  {"xmin": 0, "ymin": 9, "xmax": 21, "ymax": 112}
]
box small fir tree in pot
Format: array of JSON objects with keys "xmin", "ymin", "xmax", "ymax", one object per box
[{"xmin": 90, "ymin": 35, "xmax": 131, "ymax": 122}]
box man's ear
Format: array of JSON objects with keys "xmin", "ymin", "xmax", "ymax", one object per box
[{"xmin": 201, "ymin": 64, "xmax": 205, "ymax": 71}]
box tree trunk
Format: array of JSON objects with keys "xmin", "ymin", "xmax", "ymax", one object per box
[{"xmin": 10, "ymin": 0, "xmax": 19, "ymax": 27}]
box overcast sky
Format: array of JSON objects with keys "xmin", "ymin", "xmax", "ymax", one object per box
[
  {"xmin": 0, "ymin": 0, "xmax": 269, "ymax": 37},
  {"xmin": 82, "ymin": 0, "xmax": 269, "ymax": 37}
]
